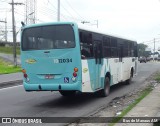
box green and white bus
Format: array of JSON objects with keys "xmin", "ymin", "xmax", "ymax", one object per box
[{"xmin": 21, "ymin": 22, "xmax": 138, "ymax": 97}]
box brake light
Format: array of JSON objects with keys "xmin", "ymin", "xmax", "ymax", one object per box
[
  {"xmin": 73, "ymin": 72, "xmax": 77, "ymax": 77},
  {"xmin": 72, "ymin": 67, "xmax": 78, "ymax": 82},
  {"xmin": 24, "ymin": 73, "xmax": 28, "ymax": 78}
]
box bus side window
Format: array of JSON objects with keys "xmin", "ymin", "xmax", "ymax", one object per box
[
  {"xmin": 103, "ymin": 36, "xmax": 111, "ymax": 58},
  {"xmin": 81, "ymin": 46, "xmax": 90, "ymax": 58},
  {"xmin": 79, "ymin": 31, "xmax": 93, "ymax": 59}
]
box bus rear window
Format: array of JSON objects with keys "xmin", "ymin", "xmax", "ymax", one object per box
[{"xmin": 22, "ymin": 25, "xmax": 75, "ymax": 51}]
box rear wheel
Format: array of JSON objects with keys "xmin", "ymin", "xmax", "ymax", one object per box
[
  {"xmin": 126, "ymin": 70, "xmax": 133, "ymax": 84},
  {"xmin": 59, "ymin": 91, "xmax": 76, "ymax": 97},
  {"xmin": 98, "ymin": 77, "xmax": 110, "ymax": 97}
]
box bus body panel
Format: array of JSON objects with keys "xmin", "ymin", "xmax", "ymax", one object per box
[
  {"xmin": 21, "ymin": 22, "xmax": 83, "ymax": 92},
  {"xmin": 81, "ymin": 60, "xmax": 94, "ymax": 92},
  {"xmin": 21, "ymin": 22, "xmax": 138, "ymax": 94},
  {"xmin": 81, "ymin": 59, "xmax": 105, "ymax": 92},
  {"xmin": 21, "ymin": 49, "xmax": 80, "ymax": 84},
  {"xmin": 81, "ymin": 57, "xmax": 137, "ymax": 92},
  {"xmin": 23, "ymin": 81, "xmax": 82, "ymax": 91}
]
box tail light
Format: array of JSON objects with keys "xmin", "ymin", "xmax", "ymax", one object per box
[
  {"xmin": 74, "ymin": 67, "xmax": 78, "ymax": 72},
  {"xmin": 22, "ymin": 69, "xmax": 29, "ymax": 82},
  {"xmin": 24, "ymin": 73, "xmax": 28, "ymax": 78},
  {"xmin": 22, "ymin": 69, "xmax": 26, "ymax": 73},
  {"xmin": 73, "ymin": 72, "xmax": 77, "ymax": 77},
  {"xmin": 72, "ymin": 67, "xmax": 78, "ymax": 82}
]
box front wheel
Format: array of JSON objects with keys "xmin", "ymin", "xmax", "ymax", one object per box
[
  {"xmin": 98, "ymin": 77, "xmax": 110, "ymax": 97},
  {"xmin": 59, "ymin": 91, "xmax": 76, "ymax": 97}
]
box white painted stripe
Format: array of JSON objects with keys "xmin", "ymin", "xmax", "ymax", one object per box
[{"xmin": 0, "ymin": 85, "xmax": 23, "ymax": 91}]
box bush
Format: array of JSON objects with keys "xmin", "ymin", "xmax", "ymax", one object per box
[{"xmin": 0, "ymin": 43, "xmax": 5, "ymax": 46}]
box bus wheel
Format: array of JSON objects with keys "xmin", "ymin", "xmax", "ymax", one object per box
[
  {"xmin": 126, "ymin": 71, "xmax": 133, "ymax": 85},
  {"xmin": 59, "ymin": 91, "xmax": 76, "ymax": 97},
  {"xmin": 99, "ymin": 77, "xmax": 110, "ymax": 97}
]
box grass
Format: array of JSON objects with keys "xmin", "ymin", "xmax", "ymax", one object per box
[
  {"xmin": 153, "ymin": 121, "xmax": 160, "ymax": 126},
  {"xmin": 155, "ymin": 73, "xmax": 160, "ymax": 83},
  {"xmin": 0, "ymin": 58, "xmax": 21, "ymax": 74},
  {"xmin": 109, "ymin": 85, "xmax": 153, "ymax": 126},
  {"xmin": 0, "ymin": 46, "xmax": 20, "ymax": 55}
]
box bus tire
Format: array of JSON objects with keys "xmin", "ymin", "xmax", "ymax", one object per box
[
  {"xmin": 99, "ymin": 77, "xmax": 110, "ymax": 97},
  {"xmin": 59, "ymin": 91, "xmax": 76, "ymax": 97},
  {"xmin": 126, "ymin": 70, "xmax": 133, "ymax": 85}
]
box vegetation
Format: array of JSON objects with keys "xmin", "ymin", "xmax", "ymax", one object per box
[
  {"xmin": 155, "ymin": 73, "xmax": 160, "ymax": 83},
  {"xmin": 109, "ymin": 85, "xmax": 153, "ymax": 126},
  {"xmin": 0, "ymin": 58, "xmax": 21, "ymax": 74},
  {"xmin": 0, "ymin": 46, "xmax": 20, "ymax": 55},
  {"xmin": 138, "ymin": 43, "xmax": 150, "ymax": 57}
]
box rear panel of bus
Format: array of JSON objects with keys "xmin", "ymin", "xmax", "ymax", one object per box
[{"xmin": 21, "ymin": 22, "xmax": 83, "ymax": 92}]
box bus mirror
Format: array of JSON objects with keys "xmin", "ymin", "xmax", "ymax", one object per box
[{"xmin": 21, "ymin": 21, "xmax": 25, "ymax": 27}]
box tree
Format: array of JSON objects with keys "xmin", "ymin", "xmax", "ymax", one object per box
[{"xmin": 138, "ymin": 43, "xmax": 148, "ymax": 57}]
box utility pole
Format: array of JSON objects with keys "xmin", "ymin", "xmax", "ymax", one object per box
[
  {"xmin": 25, "ymin": 0, "xmax": 28, "ymax": 24},
  {"xmin": 97, "ymin": 20, "xmax": 99, "ymax": 28},
  {"xmin": 25, "ymin": 0, "xmax": 37, "ymax": 24},
  {"xmin": 154, "ymin": 38, "xmax": 155, "ymax": 61},
  {"xmin": 5, "ymin": 18, "xmax": 7, "ymax": 42},
  {"xmin": 57, "ymin": 0, "xmax": 60, "ymax": 21},
  {"xmin": 0, "ymin": 19, "xmax": 7, "ymax": 42},
  {"xmin": 9, "ymin": 0, "xmax": 24, "ymax": 66},
  {"xmin": 92, "ymin": 20, "xmax": 98, "ymax": 28},
  {"xmin": 95, "ymin": 20, "xmax": 98, "ymax": 28}
]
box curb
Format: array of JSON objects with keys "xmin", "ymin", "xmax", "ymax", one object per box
[
  {"xmin": 153, "ymin": 112, "xmax": 160, "ymax": 126},
  {"xmin": 0, "ymin": 80, "xmax": 23, "ymax": 89}
]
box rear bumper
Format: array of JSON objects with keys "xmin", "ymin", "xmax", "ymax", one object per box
[{"xmin": 23, "ymin": 81, "xmax": 82, "ymax": 92}]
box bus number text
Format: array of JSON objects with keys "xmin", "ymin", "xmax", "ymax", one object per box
[{"xmin": 54, "ymin": 59, "xmax": 72, "ymax": 63}]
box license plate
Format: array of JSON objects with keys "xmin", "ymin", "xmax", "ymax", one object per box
[{"xmin": 45, "ymin": 75, "xmax": 54, "ymax": 79}]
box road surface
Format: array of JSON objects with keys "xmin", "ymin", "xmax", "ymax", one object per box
[{"xmin": 0, "ymin": 62, "xmax": 160, "ymax": 126}]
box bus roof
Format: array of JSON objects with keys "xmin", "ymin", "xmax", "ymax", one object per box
[
  {"xmin": 78, "ymin": 23, "xmax": 137, "ymax": 42},
  {"xmin": 22, "ymin": 21, "xmax": 137, "ymax": 42}
]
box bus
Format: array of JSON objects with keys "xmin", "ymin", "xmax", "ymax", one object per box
[{"xmin": 21, "ymin": 22, "xmax": 138, "ymax": 97}]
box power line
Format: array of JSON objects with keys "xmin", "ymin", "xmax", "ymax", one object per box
[
  {"xmin": 0, "ymin": 0, "xmax": 9, "ymax": 3},
  {"xmin": 47, "ymin": 0, "xmax": 89, "ymax": 22},
  {"xmin": 48, "ymin": 0, "xmax": 57, "ymax": 11},
  {"xmin": 65, "ymin": 0, "xmax": 85, "ymax": 20},
  {"xmin": 142, "ymin": 38, "xmax": 160, "ymax": 44},
  {"xmin": 61, "ymin": 3, "xmax": 74, "ymax": 19},
  {"xmin": 41, "ymin": 1, "xmax": 72, "ymax": 22}
]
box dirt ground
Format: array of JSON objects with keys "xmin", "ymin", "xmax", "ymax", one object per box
[{"xmin": 69, "ymin": 72, "xmax": 159, "ymax": 126}]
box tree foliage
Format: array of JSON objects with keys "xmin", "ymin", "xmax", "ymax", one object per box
[{"xmin": 138, "ymin": 43, "xmax": 148, "ymax": 57}]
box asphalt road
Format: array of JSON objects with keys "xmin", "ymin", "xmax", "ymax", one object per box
[{"xmin": 0, "ymin": 62, "xmax": 160, "ymax": 126}]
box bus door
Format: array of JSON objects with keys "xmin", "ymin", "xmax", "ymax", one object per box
[
  {"xmin": 94, "ymin": 41, "xmax": 102, "ymax": 90},
  {"xmin": 118, "ymin": 44, "xmax": 123, "ymax": 81}
]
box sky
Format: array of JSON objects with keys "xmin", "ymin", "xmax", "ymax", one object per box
[{"xmin": 0, "ymin": 0, "xmax": 160, "ymax": 51}]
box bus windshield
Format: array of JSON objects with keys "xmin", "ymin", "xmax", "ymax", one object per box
[{"xmin": 22, "ymin": 24, "xmax": 75, "ymax": 51}]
